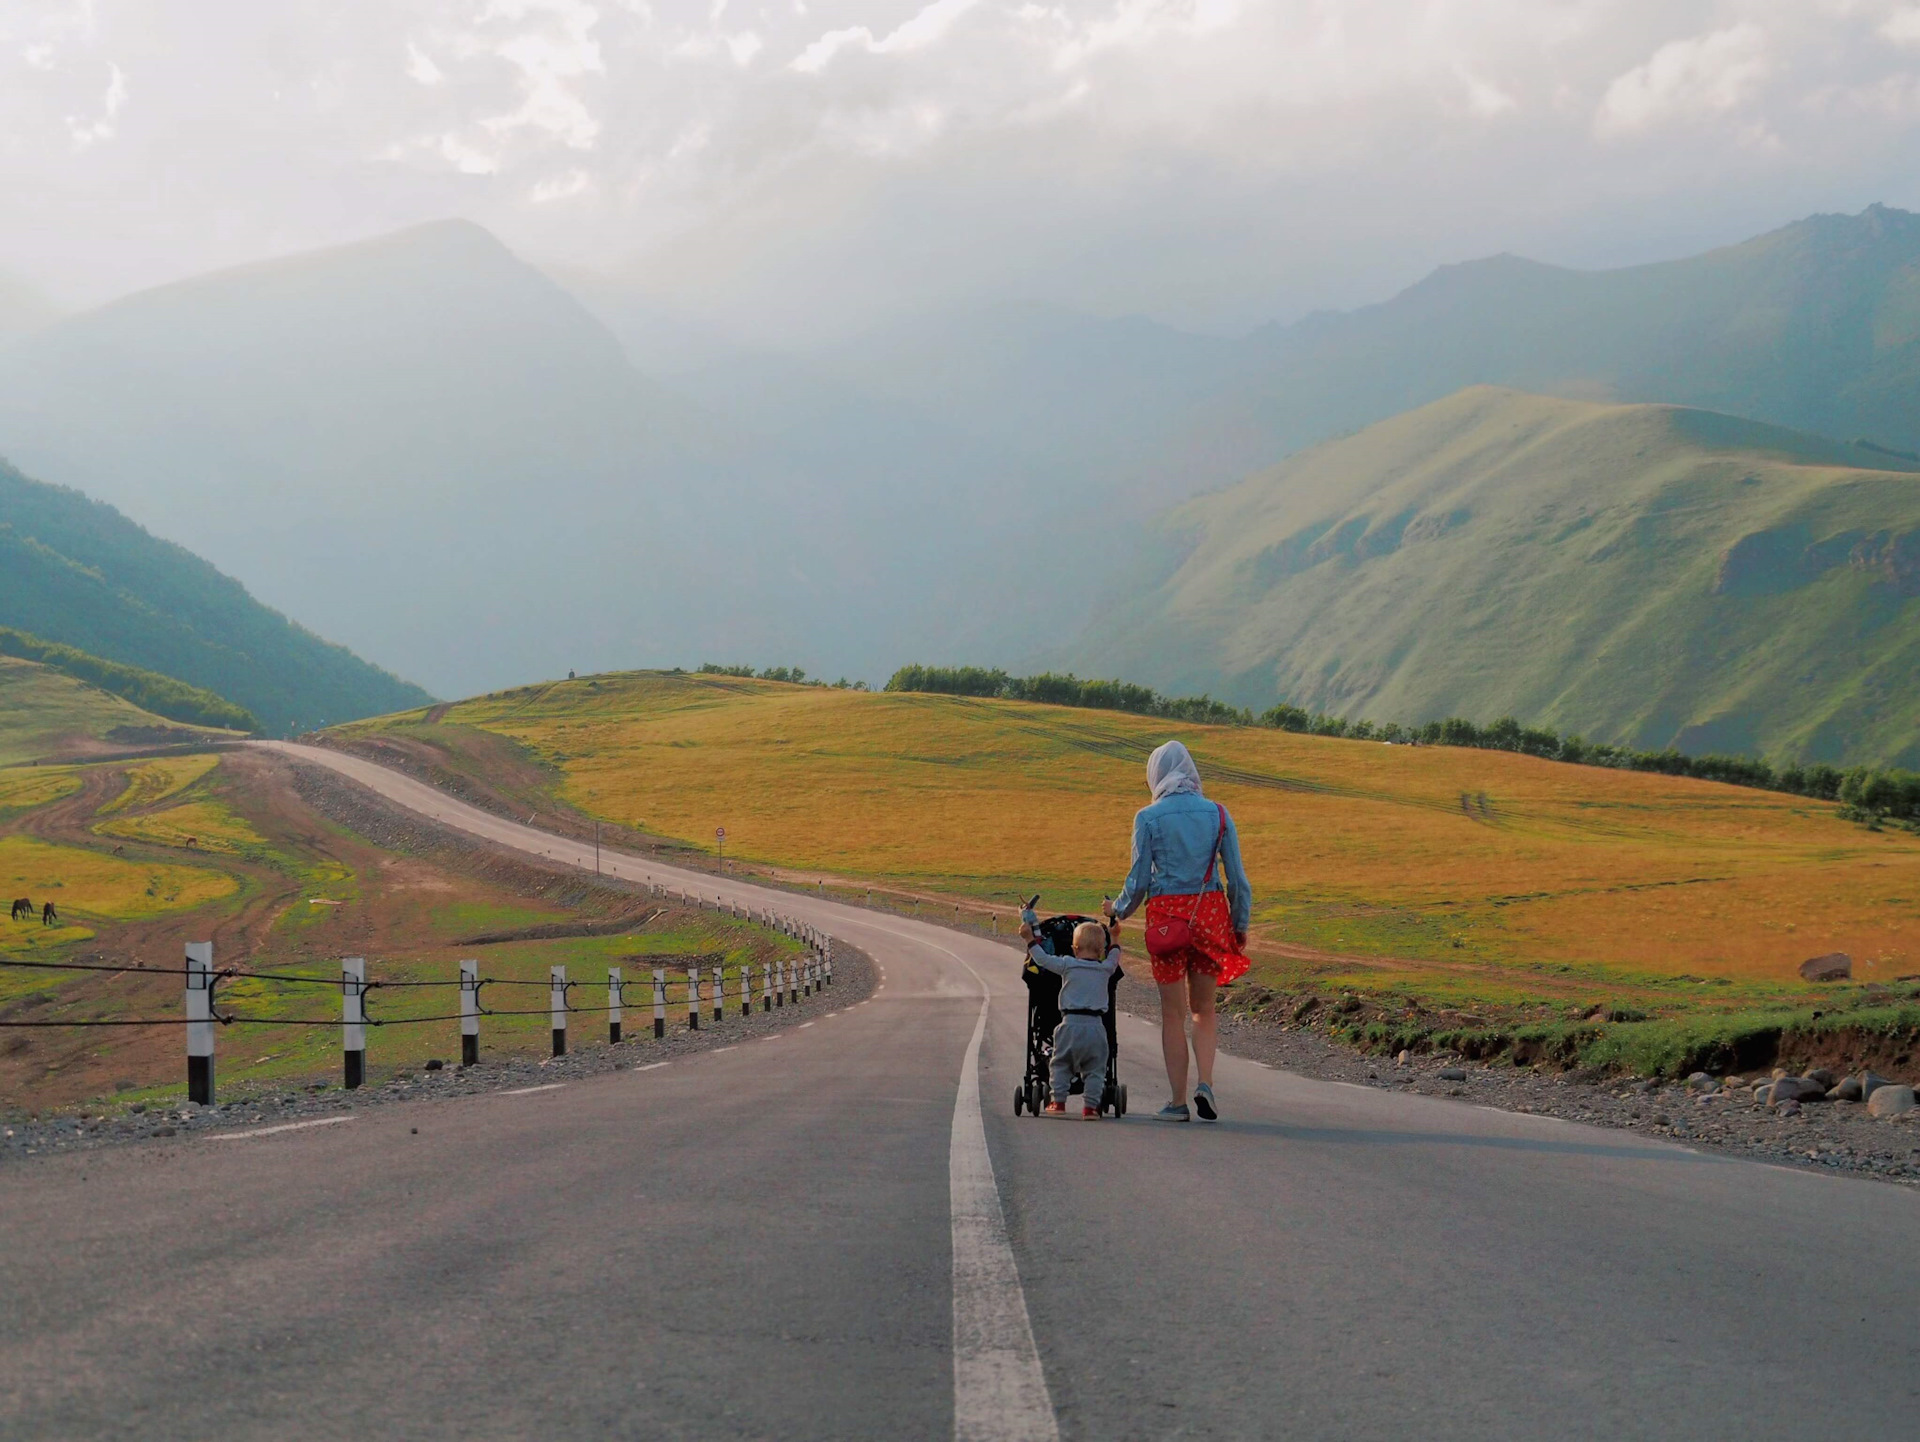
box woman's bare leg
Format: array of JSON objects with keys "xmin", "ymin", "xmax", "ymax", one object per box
[
  {"xmin": 1157, "ymin": 978, "xmax": 1190, "ymax": 1103},
  {"xmin": 1188, "ymin": 972, "xmax": 1219, "ymax": 1088}
]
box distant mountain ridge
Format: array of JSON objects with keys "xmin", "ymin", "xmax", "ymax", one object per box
[
  {"xmin": 1060, "ymin": 387, "xmax": 1920, "ymax": 768},
  {"xmin": 0, "ymin": 458, "xmax": 430, "ymax": 733}
]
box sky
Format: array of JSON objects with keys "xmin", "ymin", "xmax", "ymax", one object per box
[{"xmin": 6, "ymin": 1, "xmax": 1920, "ymax": 339}]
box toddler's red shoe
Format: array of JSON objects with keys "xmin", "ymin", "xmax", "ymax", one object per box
[
  {"xmin": 1082, "ymin": 1106, "xmax": 1101, "ymax": 1119},
  {"xmin": 1043, "ymin": 1100, "xmax": 1067, "ymax": 1115}
]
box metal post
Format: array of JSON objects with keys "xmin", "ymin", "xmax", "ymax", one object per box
[
  {"xmin": 595, "ymin": 821, "xmax": 601, "ymax": 877},
  {"xmin": 550, "ymin": 965, "xmax": 567, "ymax": 1057},
  {"xmin": 460, "ymin": 959, "xmax": 480, "ymax": 1066},
  {"xmin": 711, "ymin": 965, "xmax": 723, "ymax": 1022},
  {"xmin": 185, "ymin": 941, "xmax": 214, "ymax": 1105},
  {"xmin": 609, "ymin": 966, "xmax": 623, "ymax": 1045},
  {"xmin": 653, "ymin": 968, "xmax": 666, "ymax": 1038},
  {"xmin": 343, "ymin": 956, "xmax": 367, "ymax": 1089},
  {"xmin": 687, "ymin": 968, "xmax": 700, "ymax": 1030}
]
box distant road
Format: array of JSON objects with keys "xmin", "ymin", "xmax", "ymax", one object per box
[{"xmin": 1, "ymin": 739, "xmax": 1915, "ymax": 1439}]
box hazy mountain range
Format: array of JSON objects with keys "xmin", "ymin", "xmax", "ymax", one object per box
[
  {"xmin": 1, "ymin": 204, "xmax": 1918, "ymax": 759},
  {"xmin": 1064, "ymin": 387, "xmax": 1920, "ymax": 766}
]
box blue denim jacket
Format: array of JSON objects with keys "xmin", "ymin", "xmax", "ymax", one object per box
[{"xmin": 1111, "ymin": 792, "xmax": 1252, "ymax": 933}]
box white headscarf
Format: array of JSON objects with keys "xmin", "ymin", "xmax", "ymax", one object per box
[{"xmin": 1147, "ymin": 739, "xmax": 1203, "ymax": 801}]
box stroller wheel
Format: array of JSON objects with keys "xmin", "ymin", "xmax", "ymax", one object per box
[
  {"xmin": 1014, "ymin": 1087, "xmax": 1025, "ymax": 1116},
  {"xmin": 1116, "ymin": 1083, "xmax": 1128, "ymax": 1117}
]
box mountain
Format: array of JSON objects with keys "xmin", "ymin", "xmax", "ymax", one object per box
[
  {"xmin": 0, "ymin": 458, "xmax": 429, "ymax": 733},
  {"xmin": 1195, "ymin": 204, "xmax": 1920, "ymax": 482},
  {"xmin": 1059, "ymin": 386, "xmax": 1920, "ymax": 767},
  {"xmin": 0, "ymin": 271, "xmax": 57, "ymax": 346}
]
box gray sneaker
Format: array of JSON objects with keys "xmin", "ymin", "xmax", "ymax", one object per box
[
  {"xmin": 1193, "ymin": 1083, "xmax": 1218, "ymax": 1122},
  {"xmin": 1155, "ymin": 1102, "xmax": 1191, "ymax": 1123}
]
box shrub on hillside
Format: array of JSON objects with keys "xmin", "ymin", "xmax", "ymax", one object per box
[{"xmin": 0, "ymin": 626, "xmax": 257, "ymax": 732}]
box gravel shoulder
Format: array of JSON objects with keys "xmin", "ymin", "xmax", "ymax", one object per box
[{"xmin": 1113, "ymin": 972, "xmax": 1920, "ymax": 1188}]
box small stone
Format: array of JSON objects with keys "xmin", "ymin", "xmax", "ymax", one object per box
[
  {"xmin": 1438, "ymin": 1067, "xmax": 1467, "ymax": 1081},
  {"xmin": 1396, "ymin": 1049, "xmax": 1411, "ymax": 1066},
  {"xmin": 129, "ymin": 1104, "xmax": 146, "ymax": 1115},
  {"xmin": 410, "ymin": 1127, "xmax": 419, "ymax": 1135},
  {"xmin": 424, "ymin": 1059, "xmax": 444, "ymax": 1071},
  {"xmin": 1725, "ymin": 1076, "xmax": 1747, "ymax": 1089},
  {"xmin": 154, "ymin": 1126, "xmax": 176, "ymax": 1137},
  {"xmin": 1652, "ymin": 1113, "xmax": 1671, "ymax": 1127},
  {"xmin": 1685, "ymin": 1072, "xmax": 1717, "ymax": 1092},
  {"xmin": 1868, "ymin": 1085, "xmax": 1917, "ymax": 1119},
  {"xmin": 1797, "ymin": 1079, "xmax": 1833, "ymax": 1102},
  {"xmin": 1775, "ymin": 1099, "xmax": 1802, "ymax": 1117},
  {"xmin": 1804, "ymin": 1067, "xmax": 1836, "ymax": 1088},
  {"xmin": 1860, "ymin": 1071, "xmax": 1892, "ymax": 1099},
  {"xmin": 1799, "ymin": 953, "xmax": 1852, "ymax": 982},
  {"xmin": 1831, "ymin": 1076, "xmax": 1863, "ymax": 1102}
]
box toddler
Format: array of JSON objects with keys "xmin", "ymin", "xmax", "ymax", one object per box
[{"xmin": 1021, "ymin": 908, "xmax": 1121, "ymax": 1117}]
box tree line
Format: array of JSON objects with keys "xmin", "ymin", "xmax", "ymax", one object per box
[
  {"xmin": 884, "ymin": 664, "xmax": 1920, "ymax": 825},
  {"xmin": 0, "ymin": 626, "xmax": 258, "ymax": 733}
]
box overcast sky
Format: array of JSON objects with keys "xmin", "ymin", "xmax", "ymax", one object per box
[{"xmin": 6, "ymin": 1, "xmax": 1920, "ymax": 339}]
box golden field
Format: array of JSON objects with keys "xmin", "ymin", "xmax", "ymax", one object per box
[{"xmin": 341, "ymin": 672, "xmax": 1920, "ymax": 1011}]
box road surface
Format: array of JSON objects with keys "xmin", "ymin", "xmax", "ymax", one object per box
[{"xmin": 1, "ymin": 740, "xmax": 1915, "ymax": 1440}]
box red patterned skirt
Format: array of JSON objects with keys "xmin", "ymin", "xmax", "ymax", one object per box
[{"xmin": 1144, "ymin": 890, "xmax": 1249, "ymax": 986}]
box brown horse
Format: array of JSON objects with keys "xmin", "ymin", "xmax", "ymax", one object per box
[
  {"xmin": 9, "ymin": 897, "xmax": 29, "ymax": 922},
  {"xmin": 41, "ymin": 901, "xmax": 57, "ymax": 927}
]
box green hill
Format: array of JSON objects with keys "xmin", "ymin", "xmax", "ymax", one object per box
[
  {"xmin": 1065, "ymin": 387, "xmax": 1920, "ymax": 767},
  {"xmin": 0, "ymin": 459, "xmax": 431, "ymax": 734},
  {"xmin": 0, "ymin": 655, "xmax": 236, "ymax": 767}
]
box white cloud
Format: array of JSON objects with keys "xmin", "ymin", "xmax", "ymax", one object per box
[
  {"xmin": 1885, "ymin": 7, "xmax": 1920, "ymax": 47},
  {"xmin": 791, "ymin": 0, "xmax": 980, "ymax": 72},
  {"xmin": 531, "ymin": 165, "xmax": 592, "ymax": 199},
  {"xmin": 65, "ymin": 61, "xmax": 124, "ymax": 149},
  {"xmin": 1595, "ymin": 23, "xmax": 1774, "ymax": 139},
  {"xmin": 406, "ymin": 42, "xmax": 446, "ymax": 85}
]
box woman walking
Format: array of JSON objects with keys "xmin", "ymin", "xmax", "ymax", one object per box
[{"xmin": 1104, "ymin": 740, "xmax": 1252, "ymax": 1122}]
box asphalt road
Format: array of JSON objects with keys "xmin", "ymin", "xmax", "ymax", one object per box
[{"xmin": 2, "ymin": 740, "xmax": 1916, "ymax": 1440}]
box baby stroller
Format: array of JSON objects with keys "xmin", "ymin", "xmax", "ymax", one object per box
[{"xmin": 1013, "ymin": 907, "xmax": 1128, "ymax": 1117}]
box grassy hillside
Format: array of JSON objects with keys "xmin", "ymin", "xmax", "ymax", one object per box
[
  {"xmin": 335, "ymin": 672, "xmax": 1920, "ymax": 1047},
  {"xmin": 1064, "ymin": 387, "xmax": 1920, "ymax": 767},
  {"xmin": 0, "ymin": 657, "xmax": 237, "ymax": 767},
  {"xmin": 0, "ymin": 458, "xmax": 430, "ymax": 733},
  {"xmin": 0, "ymin": 627, "xmax": 255, "ymax": 732}
]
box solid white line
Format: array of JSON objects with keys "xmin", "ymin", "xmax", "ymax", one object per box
[
  {"xmin": 636, "ymin": 1062, "xmax": 670, "ymax": 1071},
  {"xmin": 950, "ymin": 987, "xmax": 1058, "ymax": 1442},
  {"xmin": 209, "ymin": 1115, "xmax": 355, "ymax": 1141},
  {"xmin": 500, "ymin": 1083, "xmax": 566, "ymax": 1096}
]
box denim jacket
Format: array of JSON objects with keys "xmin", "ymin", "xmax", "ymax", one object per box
[{"xmin": 1111, "ymin": 792, "xmax": 1251, "ymax": 934}]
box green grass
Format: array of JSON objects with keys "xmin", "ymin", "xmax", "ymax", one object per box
[
  {"xmin": 0, "ymin": 656, "xmax": 222, "ymax": 766},
  {"xmin": 1068, "ymin": 386, "xmax": 1920, "ymax": 767}
]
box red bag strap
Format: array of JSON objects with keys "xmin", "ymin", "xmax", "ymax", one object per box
[{"xmin": 1187, "ymin": 803, "xmax": 1228, "ymax": 924}]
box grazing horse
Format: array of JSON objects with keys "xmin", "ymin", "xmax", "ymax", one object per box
[
  {"xmin": 41, "ymin": 901, "xmax": 57, "ymax": 927},
  {"xmin": 184, "ymin": 836, "xmax": 198, "ymax": 849},
  {"xmin": 9, "ymin": 897, "xmax": 29, "ymax": 922}
]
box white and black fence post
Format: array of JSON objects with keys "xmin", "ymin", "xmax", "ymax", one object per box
[
  {"xmin": 687, "ymin": 967, "xmax": 701, "ymax": 1030},
  {"xmin": 825, "ymin": 941, "xmax": 834, "ymax": 987},
  {"xmin": 185, "ymin": 941, "xmax": 215, "ymax": 1104},
  {"xmin": 342, "ymin": 956, "xmax": 367, "ymax": 1089},
  {"xmin": 608, "ymin": 966, "xmax": 623, "ymax": 1045},
  {"xmin": 550, "ymin": 965, "xmax": 568, "ymax": 1057},
  {"xmin": 773, "ymin": 958, "xmax": 783, "ymax": 1009},
  {"xmin": 460, "ymin": 959, "xmax": 480, "ymax": 1066},
  {"xmin": 762, "ymin": 960, "xmax": 772, "ymax": 1012},
  {"xmin": 653, "ymin": 968, "xmax": 666, "ymax": 1038},
  {"xmin": 712, "ymin": 964, "xmax": 723, "ymax": 1023},
  {"xmin": 788, "ymin": 957, "xmax": 798, "ymax": 1006},
  {"xmin": 739, "ymin": 964, "xmax": 751, "ymax": 1018}
]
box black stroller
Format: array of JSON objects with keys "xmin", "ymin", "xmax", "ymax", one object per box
[{"xmin": 1013, "ymin": 909, "xmax": 1128, "ymax": 1117}]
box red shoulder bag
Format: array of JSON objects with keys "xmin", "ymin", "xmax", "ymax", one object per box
[{"xmin": 1142, "ymin": 803, "xmax": 1227, "ymax": 960}]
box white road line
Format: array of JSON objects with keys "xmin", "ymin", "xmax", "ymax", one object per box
[
  {"xmin": 209, "ymin": 1116, "xmax": 355, "ymax": 1142},
  {"xmin": 799, "ymin": 1022, "xmax": 814, "ymax": 1029},
  {"xmin": 636, "ymin": 1062, "xmax": 670, "ymax": 1071},
  {"xmin": 711, "ymin": 1046, "xmax": 736, "ymax": 1053},
  {"xmin": 950, "ymin": 987, "xmax": 1058, "ymax": 1442},
  {"xmin": 500, "ymin": 1083, "xmax": 566, "ymax": 1096}
]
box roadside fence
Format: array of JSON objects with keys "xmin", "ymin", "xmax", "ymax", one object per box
[{"xmin": 0, "ymin": 880, "xmax": 833, "ymax": 1105}]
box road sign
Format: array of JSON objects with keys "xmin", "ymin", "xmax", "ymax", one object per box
[{"xmin": 716, "ymin": 827, "xmax": 726, "ymax": 841}]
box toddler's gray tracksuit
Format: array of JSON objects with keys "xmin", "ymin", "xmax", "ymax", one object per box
[{"xmin": 1028, "ymin": 938, "xmax": 1121, "ymax": 1108}]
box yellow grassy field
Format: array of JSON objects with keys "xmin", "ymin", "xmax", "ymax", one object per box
[
  {"xmin": 0, "ymin": 766, "xmax": 81, "ymax": 815},
  {"xmin": 96, "ymin": 754, "xmax": 221, "ymax": 815},
  {"xmin": 96, "ymin": 799, "xmax": 270, "ymax": 856},
  {"xmin": 344, "ymin": 673, "xmax": 1920, "ymax": 1006}
]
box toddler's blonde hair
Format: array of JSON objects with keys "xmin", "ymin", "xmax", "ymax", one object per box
[{"xmin": 1072, "ymin": 921, "xmax": 1108, "ymax": 956}]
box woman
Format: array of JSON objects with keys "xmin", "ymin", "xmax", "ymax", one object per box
[{"xmin": 1104, "ymin": 740, "xmax": 1252, "ymax": 1122}]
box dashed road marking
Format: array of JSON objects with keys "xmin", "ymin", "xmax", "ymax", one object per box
[
  {"xmin": 209, "ymin": 1116, "xmax": 355, "ymax": 1142},
  {"xmin": 500, "ymin": 1083, "xmax": 566, "ymax": 1096}
]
